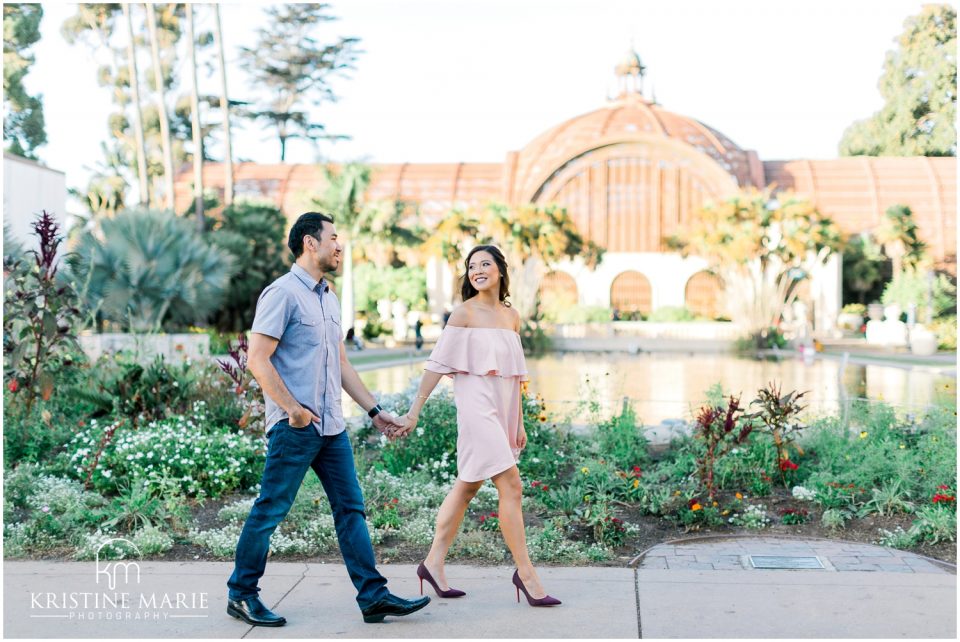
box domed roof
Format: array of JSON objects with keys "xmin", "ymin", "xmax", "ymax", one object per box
[{"xmin": 511, "ymin": 93, "xmax": 754, "ymax": 203}]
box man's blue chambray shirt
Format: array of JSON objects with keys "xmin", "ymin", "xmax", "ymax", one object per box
[{"xmin": 251, "ymin": 263, "xmax": 344, "ymax": 435}]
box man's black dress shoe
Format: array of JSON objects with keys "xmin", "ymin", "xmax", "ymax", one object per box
[
  {"xmin": 227, "ymin": 596, "xmax": 287, "ymax": 627},
  {"xmin": 361, "ymin": 593, "xmax": 431, "ymax": 623}
]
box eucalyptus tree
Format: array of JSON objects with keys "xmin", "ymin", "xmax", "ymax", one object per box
[
  {"xmin": 145, "ymin": 3, "xmax": 175, "ymax": 210},
  {"xmin": 212, "ymin": 3, "xmax": 234, "ymax": 206},
  {"xmin": 121, "ymin": 2, "xmax": 148, "ymax": 204}
]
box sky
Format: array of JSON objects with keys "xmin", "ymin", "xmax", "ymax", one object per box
[{"xmin": 27, "ymin": 0, "xmax": 933, "ymax": 210}]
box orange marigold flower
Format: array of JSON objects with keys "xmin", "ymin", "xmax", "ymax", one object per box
[{"xmin": 691, "ymin": 503, "xmax": 703, "ymax": 512}]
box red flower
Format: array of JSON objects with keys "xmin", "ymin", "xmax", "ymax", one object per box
[
  {"xmin": 932, "ymin": 494, "xmax": 955, "ymax": 504},
  {"xmin": 938, "ymin": 485, "xmax": 951, "ymax": 491},
  {"xmin": 490, "ymin": 512, "xmax": 498, "ymax": 518},
  {"xmin": 531, "ymin": 480, "xmax": 541, "ymax": 488},
  {"xmin": 7, "ymin": 380, "xmax": 18, "ymax": 393},
  {"xmin": 631, "ymin": 466, "xmax": 642, "ymax": 477},
  {"xmin": 779, "ymin": 459, "xmax": 798, "ymax": 471},
  {"xmin": 391, "ymin": 498, "xmax": 399, "ymax": 504},
  {"xmin": 541, "ymin": 484, "xmax": 549, "ymax": 492}
]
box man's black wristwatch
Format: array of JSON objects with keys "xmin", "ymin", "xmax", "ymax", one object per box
[{"xmin": 367, "ymin": 403, "xmax": 383, "ymax": 418}]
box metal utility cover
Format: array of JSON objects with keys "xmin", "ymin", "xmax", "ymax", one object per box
[{"xmin": 749, "ymin": 555, "xmax": 824, "ymax": 570}]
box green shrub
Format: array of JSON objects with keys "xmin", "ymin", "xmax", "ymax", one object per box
[
  {"xmin": 647, "ymin": 306, "xmax": 697, "ymax": 322},
  {"xmin": 593, "ymin": 399, "xmax": 650, "ymax": 471},
  {"xmin": 928, "ymin": 315, "xmax": 957, "ymax": 350},
  {"xmin": 881, "ymin": 270, "xmax": 956, "ymax": 322}
]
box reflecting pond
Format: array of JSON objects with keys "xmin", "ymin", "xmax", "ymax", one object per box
[{"xmin": 352, "ymin": 352, "xmax": 956, "ymax": 424}]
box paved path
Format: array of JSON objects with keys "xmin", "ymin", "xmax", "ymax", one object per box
[{"xmin": 4, "ymin": 537, "xmax": 955, "ymax": 638}]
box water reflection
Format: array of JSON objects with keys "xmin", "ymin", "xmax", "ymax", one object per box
[{"xmin": 349, "ymin": 352, "xmax": 956, "ymax": 424}]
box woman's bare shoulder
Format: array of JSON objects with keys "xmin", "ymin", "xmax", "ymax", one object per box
[{"xmin": 446, "ymin": 305, "xmax": 471, "ymax": 327}]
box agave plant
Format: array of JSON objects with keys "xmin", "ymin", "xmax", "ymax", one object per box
[{"xmin": 69, "ymin": 209, "xmax": 236, "ymax": 332}]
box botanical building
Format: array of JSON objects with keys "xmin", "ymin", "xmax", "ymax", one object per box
[{"xmin": 175, "ymin": 53, "xmax": 956, "ymax": 330}]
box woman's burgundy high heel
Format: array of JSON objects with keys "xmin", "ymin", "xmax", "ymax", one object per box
[
  {"xmin": 417, "ymin": 562, "xmax": 466, "ymax": 598},
  {"xmin": 512, "ymin": 569, "xmax": 561, "ymax": 606}
]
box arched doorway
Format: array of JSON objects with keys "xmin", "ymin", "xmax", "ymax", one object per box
[
  {"xmin": 684, "ymin": 271, "xmax": 724, "ymax": 319},
  {"xmin": 539, "ymin": 271, "xmax": 578, "ymax": 320},
  {"xmin": 610, "ymin": 271, "xmax": 652, "ymax": 316}
]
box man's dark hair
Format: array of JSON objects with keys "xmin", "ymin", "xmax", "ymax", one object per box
[{"xmin": 288, "ymin": 212, "xmax": 335, "ymax": 258}]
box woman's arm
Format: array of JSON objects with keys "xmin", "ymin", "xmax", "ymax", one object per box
[{"xmin": 408, "ymin": 370, "xmax": 444, "ymax": 419}]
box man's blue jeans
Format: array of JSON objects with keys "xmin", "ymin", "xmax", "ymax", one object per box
[{"xmin": 227, "ymin": 421, "xmax": 389, "ymax": 609}]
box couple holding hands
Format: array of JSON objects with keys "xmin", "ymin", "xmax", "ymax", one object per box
[{"xmin": 225, "ymin": 212, "xmax": 559, "ymax": 628}]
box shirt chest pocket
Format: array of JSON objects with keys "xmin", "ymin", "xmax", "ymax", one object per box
[{"xmin": 297, "ymin": 316, "xmax": 326, "ymax": 345}]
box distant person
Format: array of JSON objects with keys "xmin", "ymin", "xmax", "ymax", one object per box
[
  {"xmin": 442, "ymin": 306, "xmax": 452, "ymax": 328},
  {"xmin": 227, "ymin": 212, "xmax": 429, "ymax": 627},
  {"xmin": 414, "ymin": 317, "xmax": 424, "ymax": 351},
  {"xmin": 346, "ymin": 326, "xmax": 364, "ymax": 351},
  {"xmin": 399, "ymin": 245, "xmax": 561, "ymax": 607}
]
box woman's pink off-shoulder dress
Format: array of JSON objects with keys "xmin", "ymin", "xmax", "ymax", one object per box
[{"xmin": 424, "ymin": 326, "xmax": 529, "ymax": 482}]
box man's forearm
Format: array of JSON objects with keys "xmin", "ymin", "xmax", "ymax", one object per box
[
  {"xmin": 341, "ymin": 359, "xmax": 377, "ymax": 412},
  {"xmin": 250, "ymin": 358, "xmax": 302, "ymax": 415}
]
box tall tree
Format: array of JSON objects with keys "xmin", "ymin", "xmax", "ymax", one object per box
[
  {"xmin": 145, "ymin": 3, "xmax": 175, "ymax": 210},
  {"xmin": 239, "ymin": 3, "xmax": 360, "ymax": 161},
  {"xmin": 121, "ymin": 2, "xmax": 149, "ymax": 204},
  {"xmin": 840, "ymin": 4, "xmax": 957, "ymax": 156},
  {"xmin": 212, "ymin": 3, "xmax": 234, "ymax": 206},
  {"xmin": 186, "ymin": 3, "xmax": 203, "ymax": 230},
  {"xmin": 3, "ymin": 3, "xmax": 47, "ymax": 159},
  {"xmin": 669, "ymin": 188, "xmax": 842, "ymax": 340},
  {"xmin": 313, "ymin": 163, "xmax": 422, "ymax": 329}
]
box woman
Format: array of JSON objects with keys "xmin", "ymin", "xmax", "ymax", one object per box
[{"xmin": 400, "ymin": 245, "xmax": 560, "ymax": 607}]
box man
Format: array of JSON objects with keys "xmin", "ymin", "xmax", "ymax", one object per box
[{"xmin": 227, "ymin": 212, "xmax": 426, "ymax": 626}]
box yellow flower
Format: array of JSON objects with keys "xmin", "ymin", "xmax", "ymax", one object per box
[
  {"xmin": 722, "ymin": 510, "xmax": 730, "ymax": 516},
  {"xmin": 632, "ymin": 479, "xmax": 640, "ymax": 489},
  {"xmin": 735, "ymin": 492, "xmax": 743, "ymax": 500},
  {"xmin": 712, "ymin": 501, "xmax": 719, "ymax": 507},
  {"xmin": 674, "ymin": 490, "xmax": 681, "ymax": 496},
  {"xmin": 691, "ymin": 503, "xmax": 703, "ymax": 512},
  {"xmin": 859, "ymin": 431, "xmax": 868, "ymax": 439},
  {"xmin": 581, "ymin": 467, "xmax": 590, "ymax": 474},
  {"xmin": 899, "ymin": 444, "xmax": 906, "ymax": 449}
]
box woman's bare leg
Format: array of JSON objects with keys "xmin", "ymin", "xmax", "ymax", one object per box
[
  {"xmin": 491, "ymin": 466, "xmax": 547, "ymax": 598},
  {"xmin": 423, "ymin": 478, "xmax": 483, "ymax": 589}
]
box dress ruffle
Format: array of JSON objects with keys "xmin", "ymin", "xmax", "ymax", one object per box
[{"xmin": 425, "ymin": 326, "xmax": 528, "ymax": 380}]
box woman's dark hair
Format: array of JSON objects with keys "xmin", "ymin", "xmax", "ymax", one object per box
[
  {"xmin": 288, "ymin": 211, "xmax": 335, "ymax": 258},
  {"xmin": 459, "ymin": 245, "xmax": 511, "ymax": 306}
]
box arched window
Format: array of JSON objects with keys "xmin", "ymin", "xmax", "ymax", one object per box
[
  {"xmin": 539, "ymin": 271, "xmax": 578, "ymax": 311},
  {"xmin": 610, "ymin": 271, "xmax": 652, "ymax": 314},
  {"xmin": 684, "ymin": 271, "xmax": 724, "ymax": 319}
]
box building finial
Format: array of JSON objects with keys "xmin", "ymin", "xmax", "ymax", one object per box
[{"xmin": 614, "ymin": 47, "xmax": 646, "ymax": 99}]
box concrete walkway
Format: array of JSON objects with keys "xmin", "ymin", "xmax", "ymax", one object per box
[{"xmin": 4, "ymin": 536, "xmax": 955, "ymax": 639}]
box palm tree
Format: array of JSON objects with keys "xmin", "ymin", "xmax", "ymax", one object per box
[
  {"xmin": 212, "ymin": 3, "xmax": 234, "ymax": 206},
  {"xmin": 68, "ymin": 209, "xmax": 236, "ymax": 332},
  {"xmin": 185, "ymin": 3, "xmax": 203, "ymax": 229},
  {"xmin": 121, "ymin": 3, "xmax": 149, "ymax": 204},
  {"xmin": 876, "ymin": 204, "xmax": 927, "ymax": 277},
  {"xmin": 145, "ymin": 2, "xmax": 175, "ymax": 210}
]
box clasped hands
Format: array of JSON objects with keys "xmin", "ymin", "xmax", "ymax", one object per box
[{"xmin": 372, "ymin": 408, "xmax": 419, "ymax": 440}]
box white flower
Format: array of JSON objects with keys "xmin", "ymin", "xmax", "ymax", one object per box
[{"xmin": 791, "ymin": 486, "xmax": 817, "ymax": 501}]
